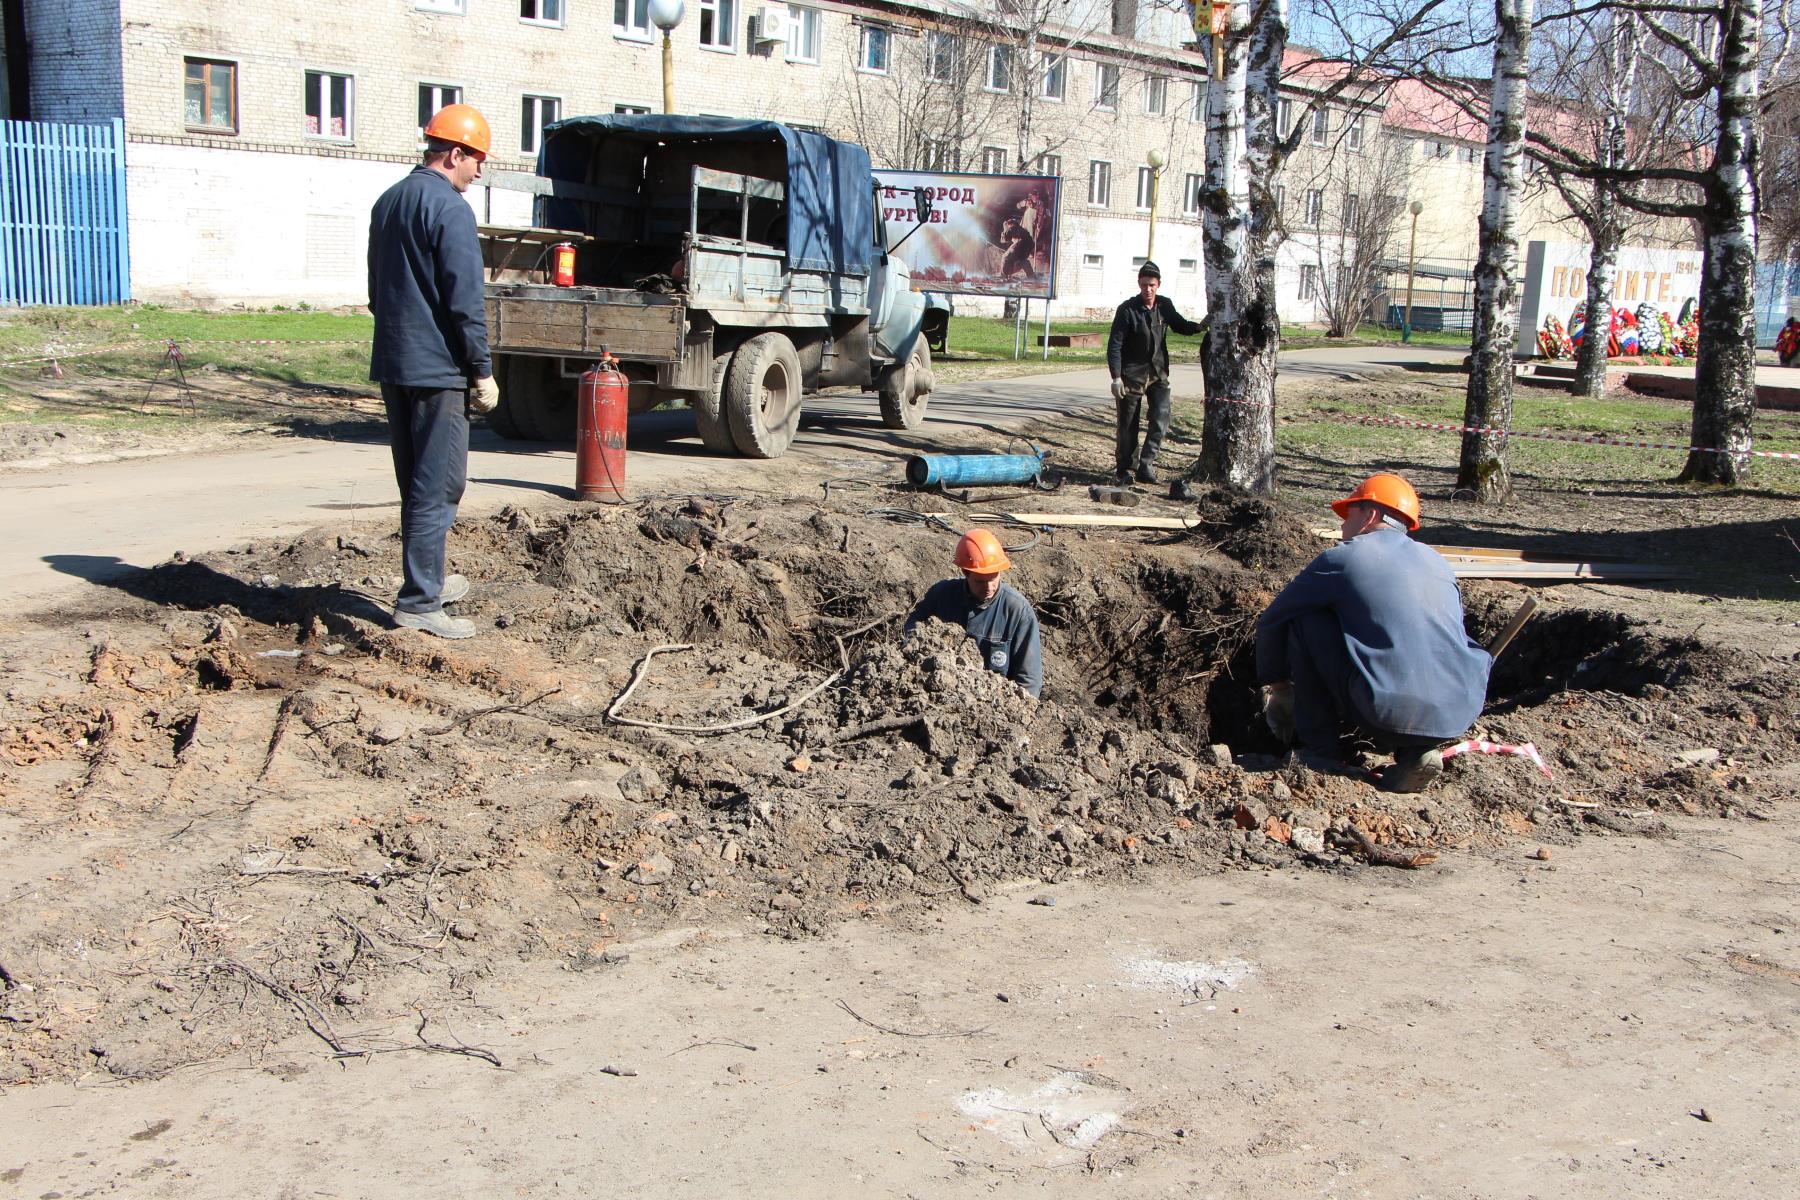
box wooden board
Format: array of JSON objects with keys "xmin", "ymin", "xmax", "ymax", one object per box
[
  {"xmin": 487, "ymin": 296, "xmax": 683, "ymax": 362},
  {"xmin": 1003, "ymin": 512, "xmax": 1194, "ymax": 529}
]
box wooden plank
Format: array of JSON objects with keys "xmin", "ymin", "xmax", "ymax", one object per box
[
  {"xmin": 1004, "ymin": 513, "xmax": 1195, "ymax": 529},
  {"xmin": 496, "ymin": 299, "xmax": 681, "ymax": 335}
]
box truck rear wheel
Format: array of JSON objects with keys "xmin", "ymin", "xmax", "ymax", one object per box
[
  {"xmin": 723, "ymin": 333, "xmax": 803, "ymax": 459},
  {"xmin": 495, "ymin": 355, "xmax": 571, "ymax": 441},
  {"xmin": 878, "ymin": 339, "xmax": 933, "ymax": 431},
  {"xmin": 692, "ymin": 350, "xmax": 738, "ymax": 453}
]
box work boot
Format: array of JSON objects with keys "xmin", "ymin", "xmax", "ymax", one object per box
[
  {"xmin": 1114, "ymin": 469, "xmax": 1134, "ymax": 488},
  {"xmin": 1135, "ymin": 462, "xmax": 1159, "ymax": 485},
  {"xmin": 1379, "ymin": 748, "xmax": 1444, "ymax": 794},
  {"xmin": 393, "ymin": 609, "xmax": 477, "ymax": 639}
]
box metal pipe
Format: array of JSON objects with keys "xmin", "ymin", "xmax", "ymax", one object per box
[{"xmin": 906, "ymin": 451, "xmax": 1046, "ymax": 489}]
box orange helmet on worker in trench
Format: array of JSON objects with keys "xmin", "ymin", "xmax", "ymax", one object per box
[
  {"xmin": 423, "ymin": 104, "xmax": 492, "ymax": 159},
  {"xmin": 1331, "ymin": 472, "xmax": 1421, "ymax": 531},
  {"xmin": 954, "ymin": 528, "xmax": 1012, "ymax": 574}
]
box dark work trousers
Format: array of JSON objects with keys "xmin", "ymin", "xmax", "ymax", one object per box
[
  {"xmin": 382, "ymin": 384, "xmax": 468, "ymax": 614},
  {"xmin": 1115, "ymin": 380, "xmax": 1172, "ymax": 474},
  {"xmin": 1274, "ymin": 610, "xmax": 1443, "ymax": 756}
]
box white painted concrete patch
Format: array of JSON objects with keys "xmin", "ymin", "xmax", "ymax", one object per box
[
  {"xmin": 957, "ymin": 1072, "xmax": 1124, "ymax": 1152},
  {"xmin": 1123, "ymin": 955, "xmax": 1256, "ymax": 998}
]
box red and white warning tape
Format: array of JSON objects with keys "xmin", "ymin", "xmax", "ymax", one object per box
[
  {"xmin": 1440, "ymin": 738, "xmax": 1553, "ymax": 779},
  {"xmin": 1200, "ymin": 393, "xmax": 1800, "ymax": 461}
]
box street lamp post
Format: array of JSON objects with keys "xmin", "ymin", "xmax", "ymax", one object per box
[
  {"xmin": 1145, "ymin": 148, "xmax": 1166, "ymax": 260},
  {"xmin": 1402, "ymin": 198, "xmax": 1424, "ymax": 344},
  {"xmin": 650, "ymin": 0, "xmax": 685, "ymax": 115}
]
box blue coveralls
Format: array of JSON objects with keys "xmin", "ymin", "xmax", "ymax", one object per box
[
  {"xmin": 368, "ymin": 166, "xmax": 491, "ymax": 615},
  {"xmin": 905, "ymin": 579, "xmax": 1044, "ymax": 699},
  {"xmin": 1255, "ymin": 525, "xmax": 1491, "ymax": 753}
]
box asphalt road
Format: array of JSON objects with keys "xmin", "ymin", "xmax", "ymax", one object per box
[{"xmin": 6, "ymin": 345, "xmax": 1465, "ymax": 606}]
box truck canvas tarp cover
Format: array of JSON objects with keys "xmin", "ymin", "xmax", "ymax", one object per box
[{"xmin": 536, "ymin": 115, "xmax": 875, "ymax": 278}]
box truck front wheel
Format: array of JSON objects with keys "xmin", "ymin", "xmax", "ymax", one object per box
[
  {"xmin": 878, "ymin": 339, "xmax": 933, "ymax": 431},
  {"xmin": 723, "ymin": 333, "xmax": 803, "ymax": 458}
]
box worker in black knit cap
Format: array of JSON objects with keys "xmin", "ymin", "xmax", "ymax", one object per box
[{"xmin": 1105, "ymin": 259, "xmax": 1204, "ymax": 487}]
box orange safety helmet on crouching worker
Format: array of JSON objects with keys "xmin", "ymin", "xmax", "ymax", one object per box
[
  {"xmin": 423, "ymin": 103, "xmax": 492, "ymax": 159},
  {"xmin": 954, "ymin": 528, "xmax": 1013, "ymax": 574},
  {"xmin": 1331, "ymin": 472, "xmax": 1421, "ymax": 531}
]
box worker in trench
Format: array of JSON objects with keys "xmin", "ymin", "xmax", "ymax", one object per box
[
  {"xmin": 905, "ymin": 530, "xmax": 1043, "ymax": 699},
  {"xmin": 367, "ymin": 103, "xmax": 500, "ymax": 639},
  {"xmin": 1106, "ymin": 259, "xmax": 1206, "ymax": 488},
  {"xmin": 1254, "ymin": 474, "xmax": 1492, "ymax": 794}
]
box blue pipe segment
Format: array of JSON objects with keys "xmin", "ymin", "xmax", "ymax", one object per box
[{"xmin": 906, "ymin": 451, "xmax": 1047, "ymax": 489}]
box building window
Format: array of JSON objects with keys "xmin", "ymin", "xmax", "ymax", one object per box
[
  {"xmin": 699, "ymin": 0, "xmax": 737, "ymax": 50},
  {"xmin": 521, "ymin": 94, "xmax": 561, "ymax": 156},
  {"xmin": 859, "ymin": 25, "xmax": 890, "ymax": 73},
  {"xmin": 184, "ymin": 58, "xmax": 237, "ymax": 133},
  {"xmin": 1299, "ymin": 264, "xmax": 1319, "ymax": 300},
  {"xmin": 1347, "ymin": 116, "xmax": 1365, "ymax": 151},
  {"xmin": 1082, "ymin": 252, "xmax": 1104, "ymax": 272},
  {"xmin": 786, "ymin": 6, "xmax": 820, "ymax": 63},
  {"xmin": 1041, "ymin": 53, "xmax": 1066, "ymax": 100},
  {"xmin": 304, "ymin": 70, "xmax": 353, "ymax": 140},
  {"xmin": 1304, "ymin": 188, "xmax": 1322, "ymax": 226},
  {"xmin": 614, "ymin": 0, "xmax": 651, "ymax": 38},
  {"xmin": 415, "ymin": 0, "xmax": 466, "ymax": 12},
  {"xmin": 1277, "ymin": 99, "xmax": 1293, "ymax": 138},
  {"xmin": 1036, "ymin": 152, "xmax": 1061, "ymax": 177},
  {"xmin": 1431, "ymin": 140, "xmax": 1451, "ymax": 159},
  {"xmin": 1309, "ymin": 106, "xmax": 1329, "ymax": 146},
  {"xmin": 981, "ymin": 145, "xmax": 1008, "ymax": 174},
  {"xmin": 1178, "ymin": 258, "xmax": 1198, "ymax": 273},
  {"xmin": 1190, "ymin": 79, "xmax": 1205, "ymax": 123},
  {"xmin": 922, "ymin": 138, "xmax": 953, "ymax": 170},
  {"xmin": 986, "ymin": 44, "xmax": 1013, "ymax": 93},
  {"xmin": 520, "ymin": 0, "xmax": 563, "ymax": 26},
  {"xmin": 1182, "ymin": 172, "xmax": 1202, "ymax": 217},
  {"xmin": 1460, "ymin": 143, "xmax": 1479, "ymax": 163},
  {"xmin": 1274, "ymin": 184, "xmax": 1285, "ymax": 214},
  {"xmin": 419, "ymin": 83, "xmax": 462, "ymax": 134},
  {"xmin": 1088, "ymin": 159, "xmax": 1112, "ymax": 207},
  {"xmin": 615, "ymin": 103, "xmax": 650, "ymax": 115},
  {"xmin": 1344, "ymin": 194, "xmax": 1360, "ymax": 229},
  {"xmin": 1145, "ymin": 75, "xmax": 1166, "ymax": 116},
  {"xmin": 1135, "ymin": 166, "xmax": 1155, "ymax": 211},
  {"xmin": 925, "ymin": 32, "xmax": 958, "ymax": 82},
  {"xmin": 1095, "ymin": 62, "xmax": 1119, "ymax": 110}
]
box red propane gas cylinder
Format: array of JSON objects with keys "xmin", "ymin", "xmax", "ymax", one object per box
[{"xmin": 576, "ymin": 355, "xmax": 628, "ymax": 502}]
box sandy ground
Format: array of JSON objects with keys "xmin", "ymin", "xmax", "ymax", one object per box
[
  {"xmin": 4, "ymin": 807, "xmax": 1796, "ymax": 1199},
  {"xmin": 2, "ymin": 351, "xmax": 1797, "ymax": 1198}
]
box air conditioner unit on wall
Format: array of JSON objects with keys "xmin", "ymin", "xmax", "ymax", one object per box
[{"xmin": 755, "ymin": 8, "xmax": 791, "ymax": 42}]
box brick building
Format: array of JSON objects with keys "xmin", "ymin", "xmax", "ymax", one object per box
[{"xmin": 1, "ymin": 0, "xmax": 1691, "ymax": 320}]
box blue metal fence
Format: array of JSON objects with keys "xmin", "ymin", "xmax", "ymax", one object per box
[
  {"xmin": 1754, "ymin": 259, "xmax": 1798, "ymax": 348},
  {"xmin": 1, "ymin": 118, "xmax": 131, "ymax": 306}
]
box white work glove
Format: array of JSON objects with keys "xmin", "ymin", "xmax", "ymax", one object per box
[
  {"xmin": 469, "ymin": 374, "xmax": 500, "ymax": 415},
  {"xmin": 1261, "ymin": 684, "xmax": 1296, "ymax": 745},
  {"xmin": 1109, "ymin": 378, "xmax": 1126, "ymax": 400}
]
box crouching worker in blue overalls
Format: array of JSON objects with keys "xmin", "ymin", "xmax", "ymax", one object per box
[
  {"xmin": 1255, "ymin": 473, "xmax": 1491, "ymax": 793},
  {"xmin": 905, "ymin": 529, "xmax": 1043, "ymax": 699}
]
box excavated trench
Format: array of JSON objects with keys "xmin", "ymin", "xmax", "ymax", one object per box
[{"xmin": 3, "ymin": 495, "xmax": 1795, "ymax": 1084}]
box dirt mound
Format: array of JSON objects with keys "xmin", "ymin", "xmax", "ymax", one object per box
[
  {"xmin": 1184, "ymin": 488, "xmax": 1323, "ymax": 570},
  {"xmin": 3, "ymin": 496, "xmax": 1795, "ymax": 1085}
]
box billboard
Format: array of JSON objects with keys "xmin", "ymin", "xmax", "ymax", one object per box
[{"xmin": 873, "ymin": 170, "xmax": 1061, "ymax": 300}]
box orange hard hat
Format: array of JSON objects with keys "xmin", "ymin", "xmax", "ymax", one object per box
[
  {"xmin": 954, "ymin": 528, "xmax": 1012, "ymax": 574},
  {"xmin": 423, "ymin": 103, "xmax": 491, "ymax": 159},
  {"xmin": 1331, "ymin": 472, "xmax": 1421, "ymax": 530}
]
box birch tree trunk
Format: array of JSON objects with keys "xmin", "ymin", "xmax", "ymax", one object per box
[
  {"xmin": 1680, "ymin": 0, "xmax": 1760, "ymax": 485},
  {"xmin": 1191, "ymin": 0, "xmax": 1282, "ymax": 495},
  {"xmin": 1573, "ymin": 213, "xmax": 1620, "ymax": 397},
  {"xmin": 1458, "ymin": 0, "xmax": 1532, "ymax": 503},
  {"xmin": 1573, "ymin": 14, "xmax": 1638, "ymax": 399}
]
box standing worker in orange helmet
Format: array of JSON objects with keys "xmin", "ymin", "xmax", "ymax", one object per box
[
  {"xmin": 367, "ymin": 103, "xmax": 499, "ymax": 639},
  {"xmin": 905, "ymin": 529, "xmax": 1043, "ymax": 698},
  {"xmin": 1255, "ymin": 473, "xmax": 1492, "ymax": 793}
]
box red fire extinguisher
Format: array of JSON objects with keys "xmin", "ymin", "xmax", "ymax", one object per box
[
  {"xmin": 576, "ymin": 352, "xmax": 628, "ymax": 502},
  {"xmin": 551, "ymin": 242, "xmax": 576, "ymax": 287}
]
